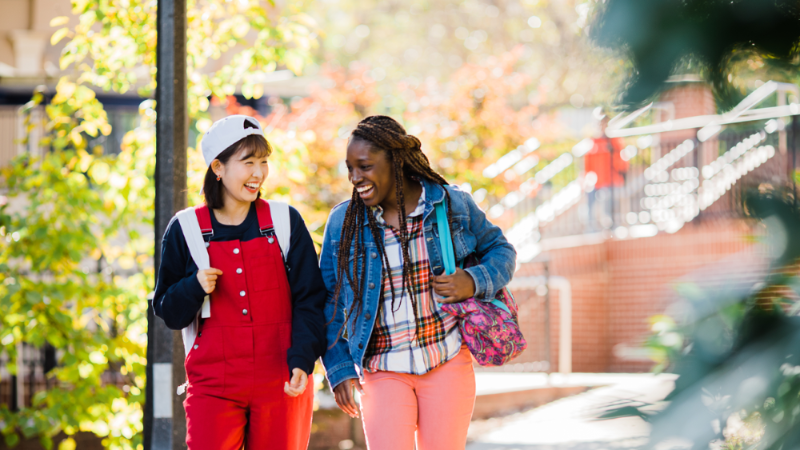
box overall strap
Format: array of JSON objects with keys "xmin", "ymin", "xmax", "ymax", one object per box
[
  {"xmin": 194, "ymin": 205, "xmax": 214, "ymax": 244},
  {"xmin": 254, "ymin": 198, "xmax": 275, "ymax": 235}
]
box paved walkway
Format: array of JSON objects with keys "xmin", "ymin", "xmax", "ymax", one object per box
[{"xmin": 468, "ymin": 373, "xmax": 677, "ymax": 450}]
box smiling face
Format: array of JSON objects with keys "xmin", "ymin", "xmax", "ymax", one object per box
[
  {"xmin": 212, "ymin": 145, "xmax": 269, "ymax": 207},
  {"xmin": 345, "ymin": 138, "xmax": 395, "ymax": 208}
]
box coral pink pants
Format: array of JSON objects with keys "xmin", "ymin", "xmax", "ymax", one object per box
[{"xmin": 359, "ymin": 346, "xmax": 476, "ymax": 450}]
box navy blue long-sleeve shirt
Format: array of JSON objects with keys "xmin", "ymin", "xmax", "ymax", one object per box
[{"xmin": 153, "ymin": 202, "xmax": 327, "ymax": 376}]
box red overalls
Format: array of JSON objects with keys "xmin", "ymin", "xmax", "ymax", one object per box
[{"xmin": 183, "ymin": 199, "xmax": 314, "ymax": 450}]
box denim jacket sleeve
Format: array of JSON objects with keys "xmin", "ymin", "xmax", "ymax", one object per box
[
  {"xmin": 455, "ymin": 188, "xmax": 517, "ymax": 300},
  {"xmin": 319, "ymin": 206, "xmax": 360, "ymax": 390}
]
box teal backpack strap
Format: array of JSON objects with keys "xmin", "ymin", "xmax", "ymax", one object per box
[
  {"xmin": 490, "ymin": 299, "xmax": 512, "ymax": 315},
  {"xmin": 436, "ymin": 193, "xmax": 512, "ymax": 315},
  {"xmin": 434, "ymin": 198, "xmax": 457, "ymax": 275}
]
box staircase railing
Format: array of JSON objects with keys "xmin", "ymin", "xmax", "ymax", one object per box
[{"xmin": 501, "ymin": 116, "xmax": 798, "ymax": 264}]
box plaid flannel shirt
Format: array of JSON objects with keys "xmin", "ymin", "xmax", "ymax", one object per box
[{"xmin": 364, "ymin": 186, "xmax": 462, "ymax": 374}]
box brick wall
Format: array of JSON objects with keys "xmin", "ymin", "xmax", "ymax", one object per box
[
  {"xmin": 512, "ymin": 217, "xmax": 761, "ymax": 373},
  {"xmin": 659, "ymin": 81, "xmax": 716, "ymax": 143}
]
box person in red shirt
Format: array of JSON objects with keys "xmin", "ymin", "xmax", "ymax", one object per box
[{"xmin": 584, "ymin": 115, "xmax": 628, "ymax": 230}]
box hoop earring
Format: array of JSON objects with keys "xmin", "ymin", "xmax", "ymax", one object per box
[{"xmin": 216, "ymin": 174, "xmax": 221, "ymax": 181}]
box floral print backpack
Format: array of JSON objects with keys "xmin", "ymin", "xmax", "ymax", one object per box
[{"xmin": 434, "ymin": 199, "xmax": 527, "ymax": 366}]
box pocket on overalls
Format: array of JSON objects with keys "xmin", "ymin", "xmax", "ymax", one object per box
[
  {"xmin": 251, "ymin": 255, "xmax": 281, "ymax": 292},
  {"xmin": 184, "ymin": 326, "xmax": 226, "ymax": 391}
]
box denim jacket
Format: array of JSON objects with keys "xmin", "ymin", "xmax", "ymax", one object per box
[{"xmin": 319, "ymin": 179, "xmax": 517, "ymax": 389}]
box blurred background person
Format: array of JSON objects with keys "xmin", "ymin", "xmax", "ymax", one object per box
[{"xmin": 584, "ymin": 110, "xmax": 628, "ymax": 231}]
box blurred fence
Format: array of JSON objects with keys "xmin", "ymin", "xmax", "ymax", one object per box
[
  {"xmin": 0, "ymin": 106, "xmax": 46, "ymax": 168},
  {"xmin": 0, "ymin": 105, "xmax": 139, "ymax": 169},
  {"xmin": 0, "ymin": 344, "xmax": 57, "ymax": 411},
  {"xmin": 0, "ymin": 344, "xmax": 128, "ymax": 411}
]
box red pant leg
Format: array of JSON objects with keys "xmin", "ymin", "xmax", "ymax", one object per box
[
  {"xmin": 246, "ymin": 381, "xmax": 314, "ymax": 450},
  {"xmin": 184, "ymin": 390, "xmax": 248, "ymax": 450}
]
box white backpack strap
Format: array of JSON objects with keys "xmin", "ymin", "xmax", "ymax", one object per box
[
  {"xmin": 176, "ymin": 207, "xmax": 211, "ymax": 271},
  {"xmin": 175, "ymin": 207, "xmax": 212, "ymax": 361},
  {"xmin": 176, "ymin": 207, "xmax": 212, "ymax": 318},
  {"xmin": 267, "ymin": 200, "xmax": 291, "ymax": 260}
]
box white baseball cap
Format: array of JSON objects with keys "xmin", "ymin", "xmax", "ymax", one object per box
[{"xmin": 200, "ymin": 115, "xmax": 264, "ymax": 167}]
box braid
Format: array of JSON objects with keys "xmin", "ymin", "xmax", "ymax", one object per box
[
  {"xmin": 391, "ymin": 151, "xmax": 416, "ymax": 315},
  {"xmin": 329, "ymin": 115, "xmax": 454, "ymax": 345}
]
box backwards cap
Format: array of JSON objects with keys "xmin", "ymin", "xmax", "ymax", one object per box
[{"xmin": 200, "ymin": 115, "xmax": 264, "ymax": 167}]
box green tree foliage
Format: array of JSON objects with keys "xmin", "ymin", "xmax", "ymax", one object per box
[
  {"xmin": 0, "ymin": 0, "xmax": 318, "ymax": 448},
  {"xmin": 0, "ymin": 89, "xmax": 153, "ymax": 450},
  {"xmin": 591, "ymin": 0, "xmax": 800, "ymax": 110}
]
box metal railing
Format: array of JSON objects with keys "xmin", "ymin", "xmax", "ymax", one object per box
[{"xmin": 504, "ymin": 116, "xmax": 799, "ymax": 263}]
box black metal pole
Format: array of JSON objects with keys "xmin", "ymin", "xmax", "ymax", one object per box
[{"xmin": 144, "ymin": 0, "xmax": 187, "ymax": 446}]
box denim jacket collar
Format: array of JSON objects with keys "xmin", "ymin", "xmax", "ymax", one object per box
[
  {"xmin": 420, "ymin": 178, "xmax": 446, "ymax": 222},
  {"xmin": 361, "ymin": 178, "xmax": 446, "ymax": 227}
]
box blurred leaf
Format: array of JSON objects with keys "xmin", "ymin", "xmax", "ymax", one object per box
[
  {"xmin": 51, "ymin": 28, "xmax": 70, "ymax": 45},
  {"xmin": 591, "ymin": 0, "xmax": 800, "ymax": 109},
  {"xmin": 50, "ymin": 16, "xmax": 69, "ymax": 27}
]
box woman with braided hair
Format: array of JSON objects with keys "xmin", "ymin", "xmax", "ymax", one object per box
[{"xmin": 320, "ymin": 115, "xmax": 516, "ymax": 449}]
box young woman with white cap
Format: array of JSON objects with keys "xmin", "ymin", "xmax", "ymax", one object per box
[{"xmin": 152, "ymin": 115, "xmax": 327, "ymax": 449}]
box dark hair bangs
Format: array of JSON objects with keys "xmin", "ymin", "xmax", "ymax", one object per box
[{"xmin": 235, "ymin": 135, "xmax": 272, "ymax": 160}]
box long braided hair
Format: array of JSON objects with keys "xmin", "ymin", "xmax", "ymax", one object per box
[{"xmin": 329, "ymin": 115, "xmax": 456, "ymax": 345}]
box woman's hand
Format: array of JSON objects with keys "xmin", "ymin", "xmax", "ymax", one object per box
[
  {"xmin": 196, "ymin": 268, "xmax": 223, "ymax": 294},
  {"xmin": 433, "ymin": 268, "xmax": 476, "ymax": 303},
  {"xmin": 333, "ymin": 378, "xmax": 364, "ymax": 418},
  {"xmin": 284, "ymin": 368, "xmax": 308, "ymax": 397}
]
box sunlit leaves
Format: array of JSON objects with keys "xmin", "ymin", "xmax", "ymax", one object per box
[
  {"xmin": 2, "ymin": 0, "xmax": 320, "ymax": 447},
  {"xmin": 0, "ymin": 95, "xmax": 156, "ymax": 450}
]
